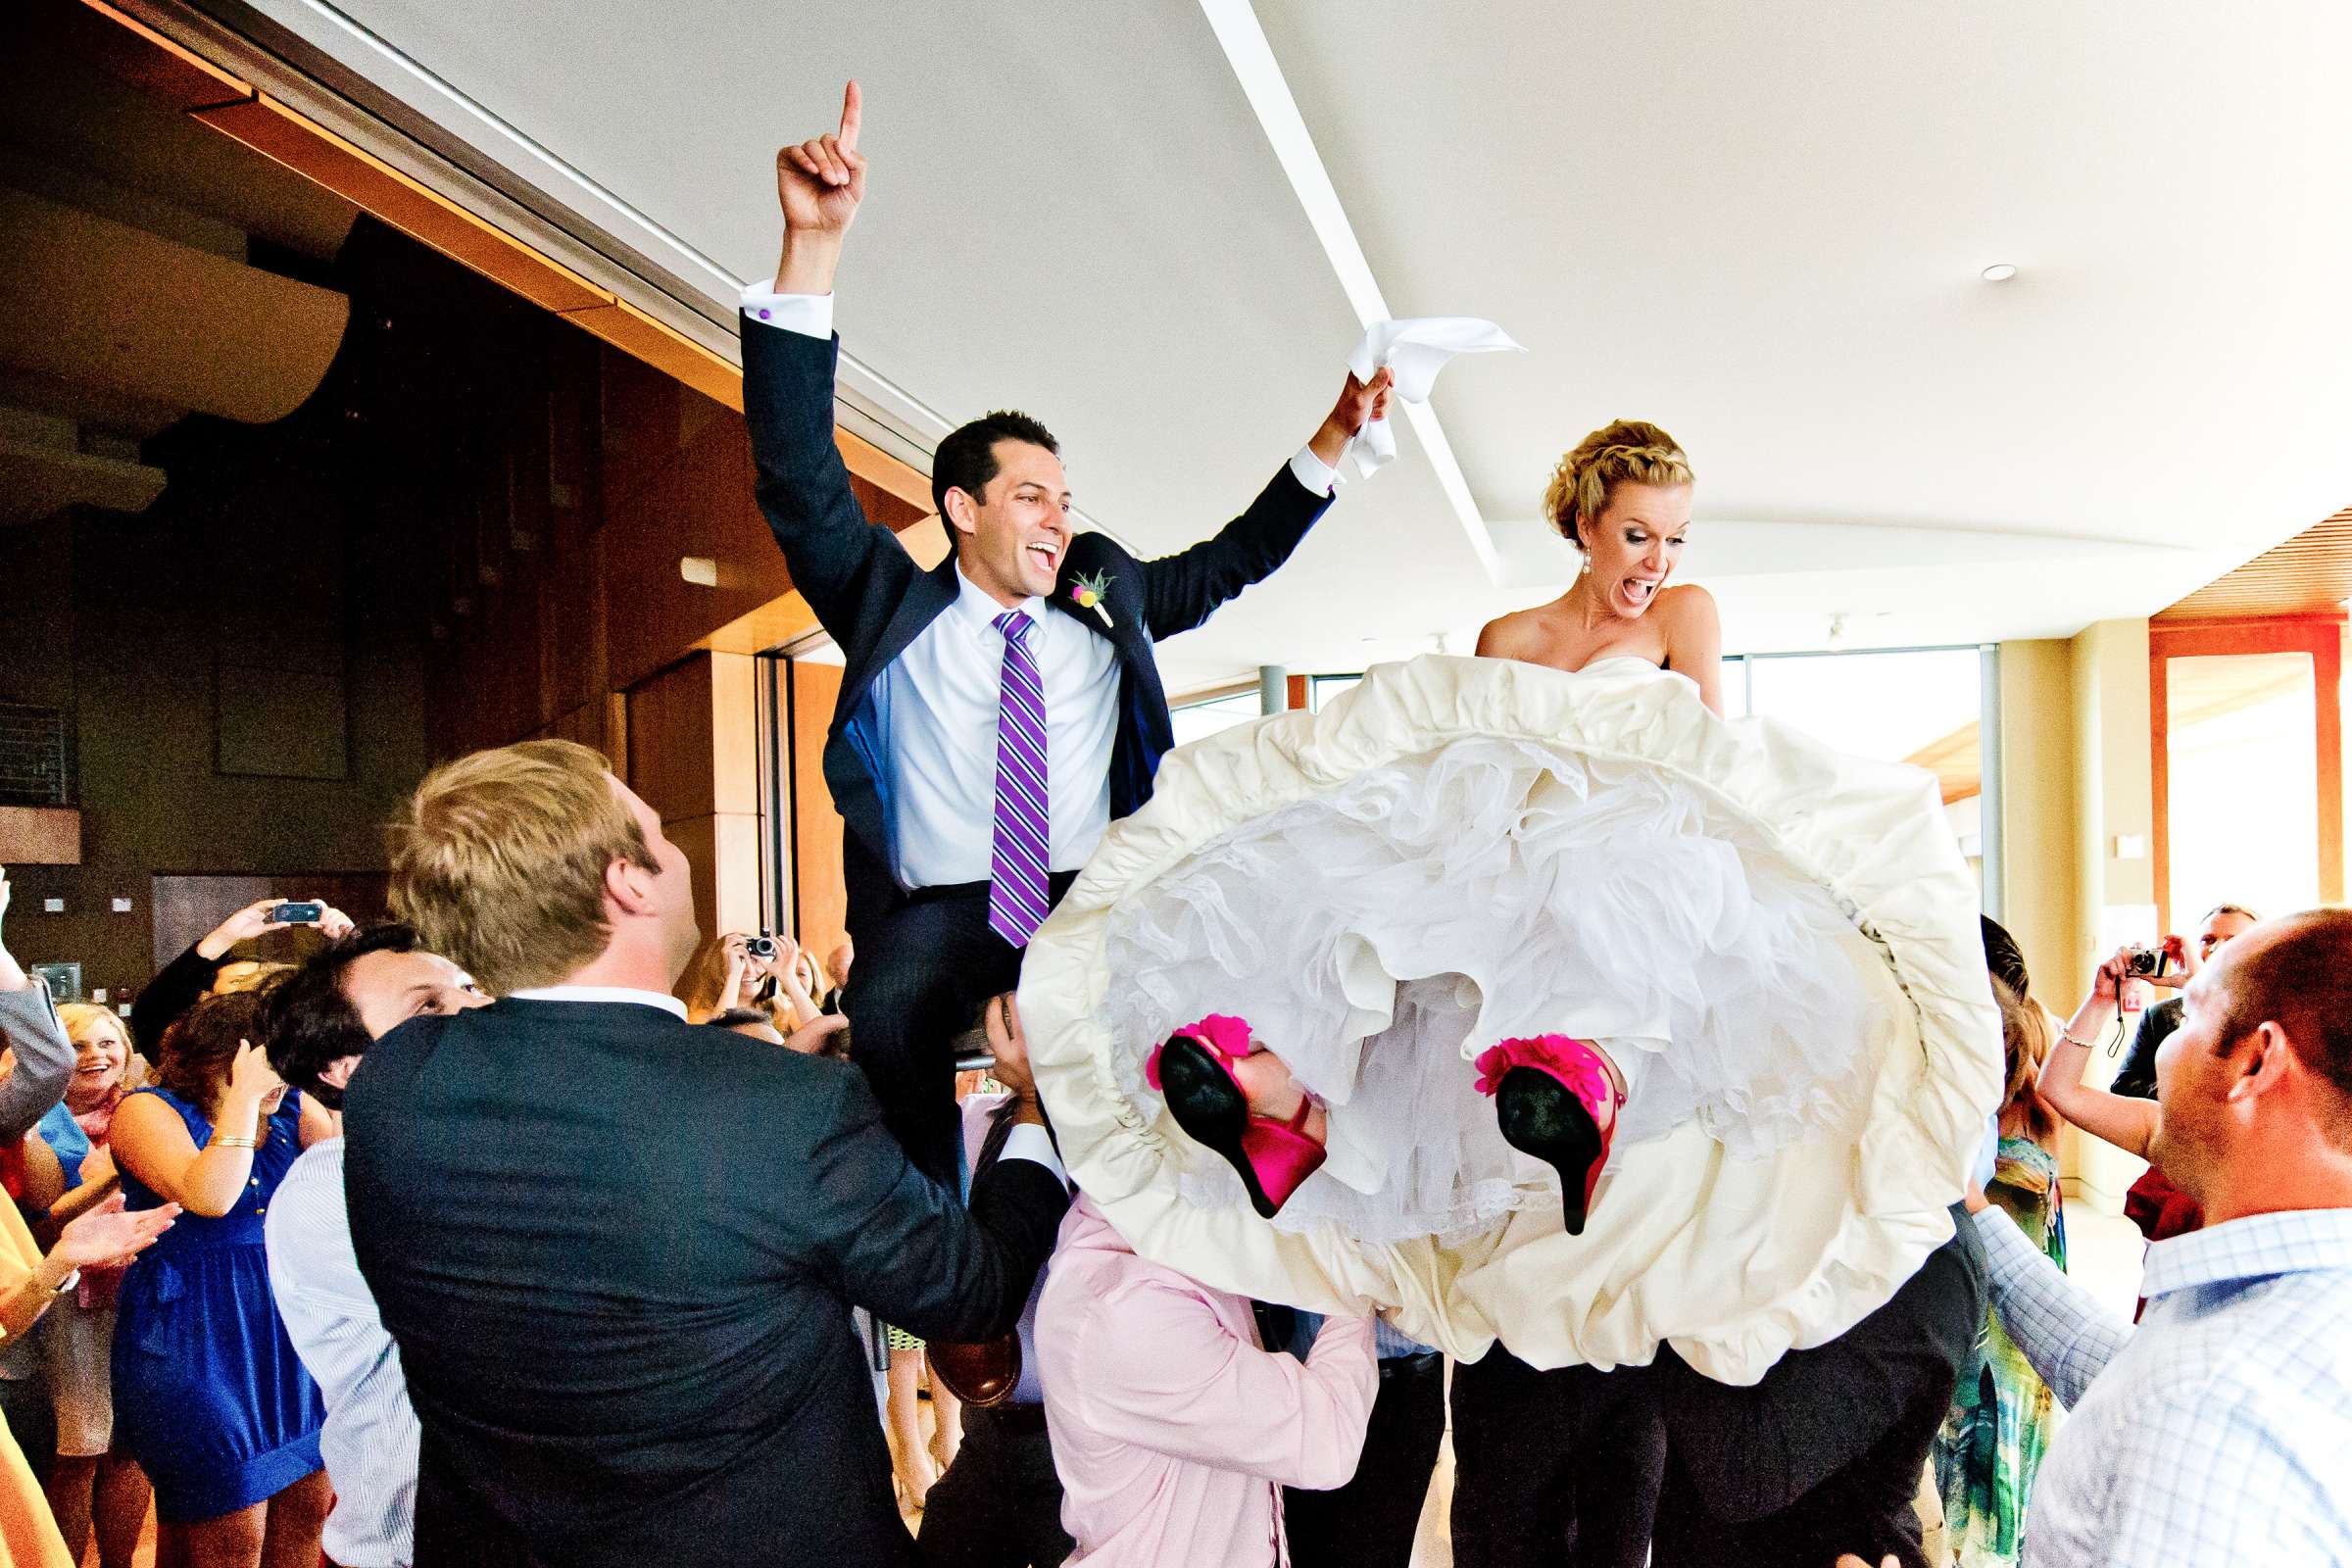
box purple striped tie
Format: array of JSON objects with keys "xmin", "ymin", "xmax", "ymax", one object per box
[{"xmin": 989, "ymin": 612, "xmax": 1052, "ymax": 946}]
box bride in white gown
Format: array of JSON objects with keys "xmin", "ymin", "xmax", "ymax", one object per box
[{"xmin": 1019, "ymin": 420, "xmax": 2000, "ymax": 1379}]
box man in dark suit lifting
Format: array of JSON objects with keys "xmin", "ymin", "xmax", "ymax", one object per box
[
  {"xmin": 743, "ymin": 80, "xmax": 1393, "ymax": 1191},
  {"xmin": 345, "ymin": 739, "xmax": 1070, "ymax": 1567}
]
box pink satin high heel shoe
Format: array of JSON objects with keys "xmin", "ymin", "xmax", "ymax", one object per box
[
  {"xmin": 1474, "ymin": 1035, "xmax": 1625, "ymax": 1236},
  {"xmin": 1146, "ymin": 1014, "xmax": 1327, "ymax": 1219}
]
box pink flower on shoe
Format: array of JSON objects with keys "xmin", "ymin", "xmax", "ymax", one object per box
[
  {"xmin": 1472, "ymin": 1035, "xmax": 1617, "ymax": 1110},
  {"xmin": 1146, "ymin": 1013, "xmax": 1254, "ymax": 1089}
]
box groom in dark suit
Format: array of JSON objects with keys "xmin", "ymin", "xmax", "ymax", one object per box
[{"xmin": 746, "ymin": 81, "xmax": 1392, "ymax": 1188}]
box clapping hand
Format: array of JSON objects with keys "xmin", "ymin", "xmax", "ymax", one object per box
[{"xmin": 54, "ymin": 1195, "xmax": 178, "ymax": 1272}]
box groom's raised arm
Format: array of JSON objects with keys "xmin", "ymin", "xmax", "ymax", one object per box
[
  {"xmin": 742, "ymin": 80, "xmax": 908, "ymax": 636},
  {"xmin": 1140, "ymin": 368, "xmax": 1391, "ymax": 640}
]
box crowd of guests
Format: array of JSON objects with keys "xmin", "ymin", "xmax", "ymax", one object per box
[{"xmin": 0, "ymin": 754, "xmax": 2338, "ymax": 1568}]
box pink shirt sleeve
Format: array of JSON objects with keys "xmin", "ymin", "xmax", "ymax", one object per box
[{"xmin": 1077, "ymin": 1279, "xmax": 1378, "ymax": 1491}]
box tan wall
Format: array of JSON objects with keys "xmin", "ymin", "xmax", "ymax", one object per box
[
  {"xmin": 2001, "ymin": 619, "xmax": 2156, "ymax": 1207},
  {"xmin": 1995, "ymin": 638, "xmax": 2078, "ymax": 1006}
]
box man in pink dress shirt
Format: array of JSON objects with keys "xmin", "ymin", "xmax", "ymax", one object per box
[{"xmin": 1035, "ymin": 1196, "xmax": 1377, "ymax": 1566}]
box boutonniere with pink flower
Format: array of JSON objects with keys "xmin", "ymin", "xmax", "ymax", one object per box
[{"xmin": 1068, "ymin": 568, "xmax": 1116, "ymax": 630}]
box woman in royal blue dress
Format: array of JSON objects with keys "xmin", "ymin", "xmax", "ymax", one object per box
[{"xmin": 111, "ymin": 989, "xmax": 335, "ymax": 1568}]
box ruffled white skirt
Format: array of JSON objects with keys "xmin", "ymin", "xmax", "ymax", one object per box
[{"xmin": 1022, "ymin": 656, "xmax": 2001, "ymax": 1381}]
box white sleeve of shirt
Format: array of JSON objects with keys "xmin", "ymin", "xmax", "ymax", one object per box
[
  {"xmin": 264, "ymin": 1158, "xmax": 381, "ymax": 1323},
  {"xmin": 738, "ymin": 283, "xmax": 835, "ymax": 341},
  {"xmin": 1288, "ymin": 445, "xmax": 1339, "ymax": 497},
  {"xmin": 999, "ymin": 1123, "xmax": 1069, "ymax": 1190}
]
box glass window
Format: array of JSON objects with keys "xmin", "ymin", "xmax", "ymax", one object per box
[
  {"xmin": 2168, "ymin": 652, "xmax": 2319, "ymax": 920},
  {"xmin": 1745, "ymin": 648, "xmax": 1990, "ymax": 897},
  {"xmin": 1308, "ymin": 674, "xmax": 1360, "ymax": 710},
  {"xmin": 1169, "ymin": 689, "xmax": 1265, "ymax": 746}
]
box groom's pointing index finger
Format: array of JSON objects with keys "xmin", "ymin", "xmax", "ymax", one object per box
[{"xmin": 838, "ymin": 78, "xmax": 861, "ymax": 152}]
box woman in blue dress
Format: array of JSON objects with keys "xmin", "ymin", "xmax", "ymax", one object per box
[{"xmin": 110, "ymin": 989, "xmax": 335, "ymax": 1568}]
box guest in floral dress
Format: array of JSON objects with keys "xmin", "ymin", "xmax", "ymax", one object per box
[{"xmin": 1935, "ymin": 977, "xmax": 2067, "ymax": 1566}]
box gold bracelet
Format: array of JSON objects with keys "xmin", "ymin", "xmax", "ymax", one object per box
[{"xmin": 211, "ymin": 1135, "xmax": 259, "ymax": 1151}]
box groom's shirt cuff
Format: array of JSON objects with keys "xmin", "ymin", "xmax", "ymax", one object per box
[
  {"xmin": 1289, "ymin": 446, "xmax": 1338, "ymax": 497},
  {"xmin": 740, "ymin": 284, "xmax": 834, "ymax": 341}
]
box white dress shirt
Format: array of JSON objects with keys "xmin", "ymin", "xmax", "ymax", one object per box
[
  {"xmin": 508, "ymin": 984, "xmax": 688, "ymax": 1018},
  {"xmin": 266, "ymin": 1139, "xmax": 417, "ymax": 1568},
  {"xmin": 1976, "ymin": 1203, "xmax": 2352, "ymax": 1566},
  {"xmin": 880, "ymin": 568, "xmax": 1117, "ymax": 886},
  {"xmin": 738, "ymin": 284, "xmax": 1336, "ymax": 890}
]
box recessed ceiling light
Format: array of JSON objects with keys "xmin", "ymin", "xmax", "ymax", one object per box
[{"xmin": 1981, "ymin": 264, "xmax": 2019, "ymax": 283}]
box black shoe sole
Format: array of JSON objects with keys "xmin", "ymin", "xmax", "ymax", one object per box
[
  {"xmin": 1156, "ymin": 1035, "xmax": 1282, "ymax": 1219},
  {"xmin": 1494, "ymin": 1065, "xmax": 1605, "ymax": 1236}
]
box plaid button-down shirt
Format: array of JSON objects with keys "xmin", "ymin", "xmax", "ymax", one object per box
[{"xmin": 1976, "ymin": 1203, "xmax": 2352, "ymax": 1566}]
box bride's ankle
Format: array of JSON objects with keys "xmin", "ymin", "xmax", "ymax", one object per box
[{"xmin": 1230, "ymin": 1048, "xmax": 1305, "ymax": 1120}]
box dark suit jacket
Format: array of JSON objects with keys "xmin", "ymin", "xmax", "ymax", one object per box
[
  {"xmin": 343, "ymin": 998, "xmax": 1070, "ymax": 1568},
  {"xmin": 741, "ymin": 316, "xmax": 1334, "ymax": 942},
  {"xmin": 1650, "ymin": 1211, "xmax": 1990, "ymax": 1568},
  {"xmin": 2109, "ymin": 997, "xmax": 2180, "ymax": 1101}
]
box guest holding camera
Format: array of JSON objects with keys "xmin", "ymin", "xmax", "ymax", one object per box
[
  {"xmin": 2108, "ymin": 905, "xmax": 2259, "ymax": 1102},
  {"xmin": 2034, "ymin": 938, "xmax": 2199, "ymax": 1170},
  {"xmin": 130, "ymin": 899, "xmax": 355, "ymax": 1059}
]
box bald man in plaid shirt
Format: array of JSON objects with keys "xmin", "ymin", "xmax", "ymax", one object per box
[{"xmin": 1962, "ymin": 909, "xmax": 2352, "ymax": 1566}]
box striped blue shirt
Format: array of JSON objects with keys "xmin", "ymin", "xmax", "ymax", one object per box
[
  {"xmin": 264, "ymin": 1139, "xmax": 418, "ymax": 1567},
  {"xmin": 1977, "ymin": 1203, "xmax": 2352, "ymax": 1566}
]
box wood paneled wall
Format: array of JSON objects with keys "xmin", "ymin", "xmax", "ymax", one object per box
[{"xmin": 50, "ymin": 0, "xmax": 948, "ymax": 964}]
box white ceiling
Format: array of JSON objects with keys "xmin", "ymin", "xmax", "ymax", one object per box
[{"xmin": 213, "ymin": 0, "xmax": 2352, "ymax": 686}]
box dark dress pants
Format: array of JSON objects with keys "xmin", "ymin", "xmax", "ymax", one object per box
[
  {"xmin": 843, "ymin": 874, "xmax": 1073, "ymax": 1190},
  {"xmin": 1447, "ymin": 1351, "xmax": 1664, "ymax": 1568},
  {"xmin": 917, "ymin": 1403, "xmax": 1072, "ymax": 1567},
  {"xmin": 1283, "ymin": 1349, "xmax": 1446, "ymax": 1568}
]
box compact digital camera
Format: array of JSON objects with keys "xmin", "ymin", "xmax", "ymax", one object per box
[
  {"xmin": 2122, "ymin": 945, "xmax": 2173, "ymax": 979},
  {"xmin": 745, "ymin": 934, "xmax": 778, "ymax": 959}
]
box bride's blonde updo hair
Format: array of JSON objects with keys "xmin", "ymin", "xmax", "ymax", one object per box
[{"xmin": 1544, "ymin": 419, "xmax": 1692, "ymax": 550}]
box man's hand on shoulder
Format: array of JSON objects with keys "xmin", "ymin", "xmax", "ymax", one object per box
[{"xmin": 772, "ymin": 79, "xmax": 867, "ymax": 296}]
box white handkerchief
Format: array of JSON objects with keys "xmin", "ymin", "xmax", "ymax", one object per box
[{"xmin": 1343, "ymin": 317, "xmax": 1523, "ymax": 479}]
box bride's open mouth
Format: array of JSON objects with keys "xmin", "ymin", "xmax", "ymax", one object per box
[{"xmin": 1616, "ymin": 576, "xmax": 1661, "ymax": 611}]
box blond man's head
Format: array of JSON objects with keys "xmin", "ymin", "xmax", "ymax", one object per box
[{"xmin": 388, "ymin": 739, "xmax": 694, "ymax": 997}]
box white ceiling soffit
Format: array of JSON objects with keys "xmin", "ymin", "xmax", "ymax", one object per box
[
  {"xmin": 1198, "ymin": 0, "xmax": 1497, "ymax": 579},
  {"xmin": 166, "ymin": 0, "xmax": 2352, "ymax": 675},
  {"xmin": 172, "ymin": 0, "xmax": 1494, "ymax": 693},
  {"xmin": 1251, "ymin": 0, "xmax": 2352, "ymax": 652}
]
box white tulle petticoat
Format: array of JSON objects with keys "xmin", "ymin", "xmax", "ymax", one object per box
[{"xmin": 1021, "ymin": 655, "xmax": 2002, "ymax": 1381}]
